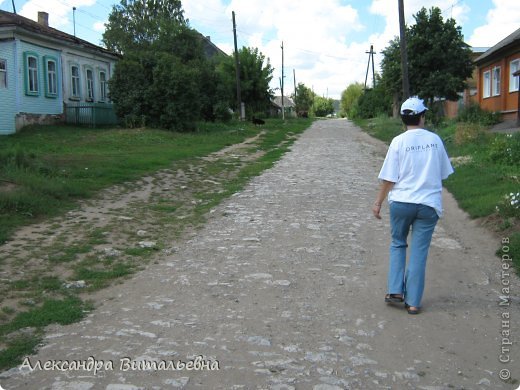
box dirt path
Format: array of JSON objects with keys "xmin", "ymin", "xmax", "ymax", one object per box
[{"xmin": 1, "ymin": 119, "xmax": 518, "ymax": 389}]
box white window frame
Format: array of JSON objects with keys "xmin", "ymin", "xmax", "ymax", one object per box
[
  {"xmin": 70, "ymin": 64, "xmax": 80, "ymax": 100},
  {"xmin": 99, "ymin": 70, "xmax": 107, "ymax": 102},
  {"xmin": 510, "ymin": 59, "xmax": 520, "ymax": 93},
  {"xmin": 85, "ymin": 68, "xmax": 94, "ymax": 102},
  {"xmin": 483, "ymin": 70, "xmax": 491, "ymax": 98},
  {"xmin": 0, "ymin": 59, "xmax": 6, "ymax": 88},
  {"xmin": 492, "ymin": 66, "xmax": 501, "ymax": 96},
  {"xmin": 27, "ymin": 54, "xmax": 39, "ymax": 95},
  {"xmin": 44, "ymin": 57, "xmax": 58, "ymax": 97}
]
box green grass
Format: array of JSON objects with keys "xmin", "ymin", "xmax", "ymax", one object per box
[
  {"xmin": 0, "ymin": 297, "xmax": 91, "ymax": 371},
  {"xmin": 355, "ymin": 115, "xmax": 519, "ymax": 273},
  {"xmin": 0, "ymin": 335, "xmax": 41, "ymax": 371},
  {"xmin": 0, "ymin": 297, "xmax": 89, "ymax": 336},
  {"xmin": 353, "ymin": 115, "xmax": 404, "ymax": 143},
  {"xmin": 0, "ymin": 122, "xmax": 261, "ymax": 244},
  {"xmin": 74, "ymin": 263, "xmax": 135, "ymax": 290}
]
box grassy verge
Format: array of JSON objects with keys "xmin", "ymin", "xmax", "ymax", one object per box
[
  {"xmin": 0, "ymin": 122, "xmax": 263, "ymax": 244},
  {"xmin": 354, "ymin": 115, "xmax": 520, "ymax": 273},
  {"xmin": 0, "ymin": 118, "xmax": 313, "ymax": 371}
]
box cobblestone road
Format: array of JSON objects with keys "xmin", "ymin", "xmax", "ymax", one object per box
[{"xmin": 2, "ymin": 119, "xmax": 518, "ymax": 389}]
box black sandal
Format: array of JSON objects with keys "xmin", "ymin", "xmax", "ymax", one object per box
[
  {"xmin": 385, "ymin": 294, "xmax": 404, "ymax": 303},
  {"xmin": 405, "ymin": 303, "xmax": 420, "ymax": 315}
]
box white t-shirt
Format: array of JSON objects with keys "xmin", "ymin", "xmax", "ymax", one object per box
[{"xmin": 378, "ymin": 128, "xmax": 454, "ymax": 217}]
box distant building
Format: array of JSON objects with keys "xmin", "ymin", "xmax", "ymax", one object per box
[{"xmin": 271, "ymin": 95, "xmax": 296, "ymax": 117}]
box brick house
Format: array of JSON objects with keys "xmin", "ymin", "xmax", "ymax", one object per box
[{"xmin": 474, "ymin": 27, "xmax": 520, "ymax": 121}]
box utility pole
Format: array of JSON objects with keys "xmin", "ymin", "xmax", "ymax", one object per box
[
  {"xmin": 11, "ymin": 0, "xmax": 16, "ymax": 14},
  {"xmin": 293, "ymin": 69, "xmax": 297, "ymax": 101},
  {"xmin": 281, "ymin": 41, "xmax": 285, "ymax": 120},
  {"xmin": 364, "ymin": 44, "xmax": 376, "ymax": 90},
  {"xmin": 398, "ymin": 0, "xmax": 410, "ymax": 99},
  {"xmin": 232, "ymin": 11, "xmax": 243, "ymax": 120},
  {"xmin": 73, "ymin": 7, "xmax": 77, "ymax": 37}
]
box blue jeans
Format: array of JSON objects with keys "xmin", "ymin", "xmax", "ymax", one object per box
[{"xmin": 388, "ymin": 202, "xmax": 439, "ymax": 308}]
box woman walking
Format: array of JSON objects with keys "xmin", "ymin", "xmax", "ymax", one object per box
[{"xmin": 372, "ymin": 97, "xmax": 454, "ymax": 314}]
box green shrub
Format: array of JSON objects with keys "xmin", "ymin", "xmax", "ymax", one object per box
[
  {"xmin": 457, "ymin": 103, "xmax": 501, "ymax": 126},
  {"xmin": 488, "ymin": 133, "xmax": 520, "ymax": 166},
  {"xmin": 496, "ymin": 192, "xmax": 520, "ymax": 219},
  {"xmin": 354, "ymin": 88, "xmax": 392, "ymax": 119},
  {"xmin": 213, "ymin": 103, "xmax": 232, "ymax": 122}
]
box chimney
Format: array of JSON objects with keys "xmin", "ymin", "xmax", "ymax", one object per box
[{"xmin": 38, "ymin": 12, "xmax": 49, "ymax": 27}]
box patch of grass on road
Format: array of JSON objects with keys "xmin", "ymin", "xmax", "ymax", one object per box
[{"xmin": 0, "ymin": 297, "xmax": 92, "ymax": 371}]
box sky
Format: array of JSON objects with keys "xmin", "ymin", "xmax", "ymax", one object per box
[{"xmin": 2, "ymin": 0, "xmax": 520, "ymax": 99}]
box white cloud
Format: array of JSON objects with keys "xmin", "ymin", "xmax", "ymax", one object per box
[
  {"xmin": 93, "ymin": 20, "xmax": 106, "ymax": 33},
  {"xmin": 19, "ymin": 0, "xmax": 96, "ymax": 30},
  {"xmin": 468, "ymin": 0, "xmax": 520, "ymax": 47},
  {"xmin": 212, "ymin": 0, "xmax": 365, "ymax": 99}
]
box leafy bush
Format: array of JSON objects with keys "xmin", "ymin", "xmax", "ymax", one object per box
[
  {"xmin": 353, "ymin": 88, "xmax": 392, "ymax": 119},
  {"xmin": 488, "ymin": 133, "xmax": 520, "ymax": 166},
  {"xmin": 213, "ymin": 103, "xmax": 232, "ymax": 122},
  {"xmin": 457, "ymin": 103, "xmax": 501, "ymax": 126},
  {"xmin": 496, "ymin": 192, "xmax": 520, "ymax": 219}
]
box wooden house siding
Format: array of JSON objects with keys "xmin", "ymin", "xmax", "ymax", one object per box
[
  {"xmin": 478, "ymin": 54, "xmax": 520, "ymax": 118},
  {"xmin": 475, "ymin": 28, "xmax": 520, "ymax": 121},
  {"xmin": 17, "ymin": 40, "xmax": 62, "ymax": 116},
  {"xmin": 62, "ymin": 50, "xmax": 114, "ymax": 104},
  {"xmin": 0, "ymin": 40, "xmax": 17, "ymax": 134},
  {"xmin": 0, "ymin": 10, "xmax": 119, "ymax": 134}
]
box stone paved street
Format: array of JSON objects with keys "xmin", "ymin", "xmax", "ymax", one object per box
[{"xmin": 1, "ymin": 119, "xmax": 519, "ymax": 389}]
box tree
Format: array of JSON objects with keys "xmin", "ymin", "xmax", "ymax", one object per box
[
  {"xmin": 408, "ymin": 7, "xmax": 473, "ymax": 104},
  {"xmin": 380, "ymin": 6, "xmax": 473, "ymax": 108},
  {"xmin": 105, "ymin": 0, "xmax": 228, "ymax": 130},
  {"xmin": 217, "ymin": 47, "xmax": 274, "ymax": 117},
  {"xmin": 102, "ymin": 0, "xmax": 186, "ymax": 54},
  {"xmin": 313, "ymin": 96, "xmax": 334, "ymax": 117},
  {"xmin": 293, "ymin": 83, "xmax": 314, "ymax": 115},
  {"xmin": 340, "ymin": 83, "xmax": 363, "ymax": 118}
]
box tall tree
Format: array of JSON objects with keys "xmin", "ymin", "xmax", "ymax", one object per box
[
  {"xmin": 105, "ymin": 0, "xmax": 216, "ymax": 130},
  {"xmin": 408, "ymin": 7, "xmax": 473, "ymax": 104},
  {"xmin": 380, "ymin": 6, "xmax": 473, "ymax": 107},
  {"xmin": 102, "ymin": 0, "xmax": 186, "ymax": 54},
  {"xmin": 340, "ymin": 82, "xmax": 363, "ymax": 118},
  {"xmin": 313, "ymin": 96, "xmax": 334, "ymax": 117},
  {"xmin": 217, "ymin": 47, "xmax": 274, "ymax": 116},
  {"xmin": 293, "ymin": 83, "xmax": 314, "ymax": 115}
]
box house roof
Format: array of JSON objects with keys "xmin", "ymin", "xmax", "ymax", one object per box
[
  {"xmin": 199, "ymin": 34, "xmax": 228, "ymax": 58},
  {"xmin": 475, "ymin": 27, "xmax": 520, "ymax": 65},
  {"xmin": 272, "ymin": 96, "xmax": 295, "ymax": 108},
  {"xmin": 0, "ymin": 10, "xmax": 119, "ymax": 59}
]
